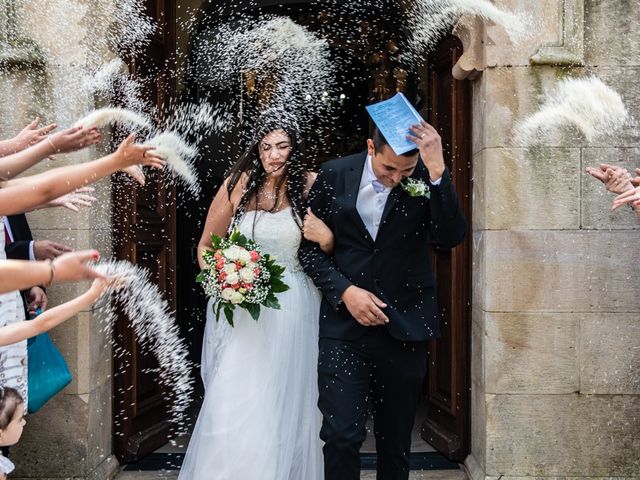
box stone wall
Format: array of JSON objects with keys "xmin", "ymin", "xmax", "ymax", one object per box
[
  {"xmin": 466, "ymin": 1, "xmax": 640, "ymax": 479},
  {"xmin": 0, "ymin": 1, "xmax": 118, "ymax": 478}
]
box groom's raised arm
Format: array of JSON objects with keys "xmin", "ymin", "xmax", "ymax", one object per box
[
  {"xmin": 427, "ymin": 167, "xmax": 467, "ymax": 248},
  {"xmin": 298, "ymin": 167, "xmax": 352, "ymax": 311}
]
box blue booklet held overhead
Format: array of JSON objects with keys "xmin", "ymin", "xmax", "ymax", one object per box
[{"xmin": 365, "ymin": 92, "xmax": 425, "ymax": 155}]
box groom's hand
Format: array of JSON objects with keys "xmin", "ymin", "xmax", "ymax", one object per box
[
  {"xmin": 341, "ymin": 286, "xmax": 389, "ymax": 326},
  {"xmin": 408, "ymin": 121, "xmax": 445, "ymax": 182}
]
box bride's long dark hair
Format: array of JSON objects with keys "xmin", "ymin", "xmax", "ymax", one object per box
[{"xmin": 226, "ymin": 108, "xmax": 307, "ymax": 230}]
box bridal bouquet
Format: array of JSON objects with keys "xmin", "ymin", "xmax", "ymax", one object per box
[{"xmin": 196, "ymin": 228, "xmax": 289, "ymax": 326}]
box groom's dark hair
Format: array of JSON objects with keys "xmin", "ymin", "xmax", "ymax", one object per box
[{"xmin": 370, "ymin": 125, "xmax": 418, "ymax": 157}]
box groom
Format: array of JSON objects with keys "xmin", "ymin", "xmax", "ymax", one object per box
[{"xmin": 299, "ymin": 115, "xmax": 467, "ymax": 479}]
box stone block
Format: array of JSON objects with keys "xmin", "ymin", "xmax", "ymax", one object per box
[
  {"xmin": 484, "ymin": 230, "xmax": 640, "ymax": 313},
  {"xmin": 481, "ymin": 66, "xmax": 640, "ymax": 150},
  {"xmin": 471, "ymin": 230, "xmax": 486, "ymax": 312},
  {"xmin": 585, "ymin": 0, "xmax": 640, "ymax": 67},
  {"xmin": 88, "ymin": 381, "xmax": 114, "ymax": 472},
  {"xmin": 485, "ymin": 394, "xmax": 640, "ymax": 476},
  {"xmin": 12, "ymin": 392, "xmax": 89, "ymax": 477},
  {"xmin": 581, "ymin": 148, "xmax": 640, "ymax": 229},
  {"xmin": 470, "ymin": 377, "xmax": 486, "ymax": 474},
  {"xmin": 580, "ymin": 313, "xmax": 640, "ymax": 394},
  {"xmin": 471, "ymin": 151, "xmax": 486, "ymax": 231},
  {"xmin": 470, "ymin": 306, "xmax": 485, "ymax": 386},
  {"xmin": 485, "ymin": 0, "xmax": 562, "ymax": 68},
  {"xmin": 484, "ymin": 313, "xmax": 579, "ymax": 394},
  {"xmin": 475, "ymin": 148, "xmax": 581, "ymax": 230},
  {"xmin": 481, "ymin": 67, "xmax": 587, "ymax": 150}
]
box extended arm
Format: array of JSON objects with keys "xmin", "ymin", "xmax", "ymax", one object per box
[
  {"xmin": 0, "ymin": 250, "xmax": 104, "ymax": 293},
  {"xmin": 0, "ymin": 117, "xmax": 57, "ymax": 157},
  {"xmin": 0, "ymin": 278, "xmax": 109, "ymax": 346},
  {"xmin": 0, "ymin": 126, "xmax": 101, "ymax": 179},
  {"xmin": 0, "ymin": 134, "xmax": 164, "ymax": 216}
]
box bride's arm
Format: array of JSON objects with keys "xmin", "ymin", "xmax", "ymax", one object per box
[
  {"xmin": 197, "ymin": 178, "xmax": 236, "ymax": 270},
  {"xmin": 302, "ymin": 172, "xmax": 335, "ymax": 255}
]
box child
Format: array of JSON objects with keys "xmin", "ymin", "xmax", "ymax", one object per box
[
  {"xmin": 0, "ymin": 387, "xmax": 26, "ymax": 479},
  {"xmin": 0, "ymin": 277, "xmax": 119, "ymax": 347}
]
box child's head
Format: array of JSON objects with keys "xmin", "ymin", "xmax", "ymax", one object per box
[{"xmin": 0, "ymin": 387, "xmax": 25, "ymax": 447}]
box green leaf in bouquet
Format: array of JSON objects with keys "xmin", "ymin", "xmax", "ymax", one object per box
[
  {"xmin": 196, "ymin": 270, "xmax": 208, "ymax": 283},
  {"xmin": 209, "ymin": 233, "xmax": 223, "ymax": 250},
  {"xmin": 245, "ymin": 302, "xmax": 261, "ymax": 321},
  {"xmin": 223, "ymin": 304, "xmax": 235, "ymax": 327},
  {"xmin": 269, "ymin": 264, "xmax": 286, "ymax": 276},
  {"xmin": 263, "ymin": 293, "xmax": 281, "ymax": 310},
  {"xmin": 213, "ymin": 301, "xmax": 223, "ymax": 322},
  {"xmin": 271, "ymin": 279, "xmax": 290, "ymax": 293}
]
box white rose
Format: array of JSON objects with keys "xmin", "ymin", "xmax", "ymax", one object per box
[
  {"xmin": 226, "ymin": 272, "xmax": 240, "ymax": 285},
  {"xmin": 232, "ymin": 291, "xmax": 245, "ymax": 304},
  {"xmin": 246, "ymin": 261, "xmax": 257, "ymax": 270},
  {"xmin": 221, "ymin": 287, "xmax": 244, "ymax": 304},
  {"xmin": 221, "ymin": 288, "xmax": 236, "ymax": 302},
  {"xmin": 238, "ymin": 248, "xmax": 252, "ymax": 265},
  {"xmin": 239, "ymin": 267, "xmax": 255, "ymax": 283},
  {"xmin": 223, "ymin": 264, "xmax": 237, "ymax": 275},
  {"xmin": 223, "ymin": 245, "xmax": 241, "ymax": 261}
]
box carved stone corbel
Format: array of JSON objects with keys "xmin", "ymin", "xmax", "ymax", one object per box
[
  {"xmin": 530, "ymin": 0, "xmax": 584, "ymax": 66},
  {"xmin": 452, "ymin": 14, "xmax": 486, "ymax": 81}
]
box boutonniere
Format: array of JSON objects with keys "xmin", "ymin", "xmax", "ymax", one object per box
[{"xmin": 401, "ymin": 178, "xmax": 430, "ymax": 198}]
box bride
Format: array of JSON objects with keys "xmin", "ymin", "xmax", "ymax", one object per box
[{"xmin": 179, "ymin": 110, "xmax": 332, "ymax": 480}]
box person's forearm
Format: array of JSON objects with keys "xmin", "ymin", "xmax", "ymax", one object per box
[
  {"xmin": 0, "ymin": 288, "xmax": 98, "ymax": 346},
  {"xmin": 0, "ymin": 140, "xmax": 53, "ymax": 179},
  {"xmin": 0, "ymin": 260, "xmax": 52, "ymax": 293},
  {"xmin": 0, "ymin": 137, "xmax": 22, "ymax": 157},
  {"xmin": 0, "ymin": 152, "xmax": 120, "ymax": 216}
]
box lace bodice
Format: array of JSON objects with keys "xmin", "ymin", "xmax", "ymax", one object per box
[{"xmin": 237, "ymin": 207, "xmax": 303, "ymax": 272}]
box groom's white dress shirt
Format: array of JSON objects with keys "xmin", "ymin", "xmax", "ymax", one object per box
[
  {"xmin": 356, "ymin": 155, "xmax": 441, "ymax": 241},
  {"xmin": 356, "ymin": 155, "xmax": 391, "ymax": 241}
]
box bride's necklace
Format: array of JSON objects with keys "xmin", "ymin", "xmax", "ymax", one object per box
[{"xmin": 256, "ymin": 185, "xmax": 282, "ymax": 210}]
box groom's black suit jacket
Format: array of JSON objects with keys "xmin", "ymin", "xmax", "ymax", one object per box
[
  {"xmin": 4, "ymin": 214, "xmax": 34, "ymax": 261},
  {"xmin": 299, "ymin": 151, "xmax": 467, "ymax": 342}
]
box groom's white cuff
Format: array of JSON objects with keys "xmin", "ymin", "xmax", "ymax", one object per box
[{"xmin": 429, "ymin": 177, "xmax": 442, "ymax": 186}]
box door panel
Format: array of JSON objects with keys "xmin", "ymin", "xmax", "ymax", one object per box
[
  {"xmin": 112, "ymin": 0, "xmax": 176, "ymax": 463},
  {"xmin": 421, "ymin": 35, "xmax": 473, "ymax": 462}
]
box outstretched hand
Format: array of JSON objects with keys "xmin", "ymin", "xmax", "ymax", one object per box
[
  {"xmin": 115, "ymin": 133, "xmax": 166, "ymax": 170},
  {"xmin": 13, "ymin": 117, "xmax": 57, "ymax": 150},
  {"xmin": 585, "ymin": 163, "xmax": 635, "ymax": 195},
  {"xmin": 46, "ymin": 186, "xmax": 97, "ymax": 212},
  {"xmin": 48, "ymin": 125, "xmax": 102, "ymax": 154},
  {"xmin": 51, "ymin": 250, "xmax": 106, "ymax": 283},
  {"xmin": 611, "ymin": 185, "xmax": 640, "ymax": 211}
]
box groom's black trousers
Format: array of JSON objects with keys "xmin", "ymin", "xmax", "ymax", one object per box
[{"xmin": 318, "ymin": 327, "xmax": 428, "ymax": 480}]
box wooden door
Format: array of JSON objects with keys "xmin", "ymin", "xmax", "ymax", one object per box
[
  {"xmin": 112, "ymin": 0, "xmax": 177, "ymax": 463},
  {"xmin": 421, "ymin": 35, "xmax": 473, "ymax": 462}
]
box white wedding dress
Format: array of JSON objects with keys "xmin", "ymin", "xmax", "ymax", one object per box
[{"xmin": 179, "ymin": 207, "xmax": 324, "ymax": 480}]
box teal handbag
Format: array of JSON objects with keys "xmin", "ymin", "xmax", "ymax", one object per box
[{"xmin": 27, "ymin": 332, "xmax": 72, "ymax": 413}]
